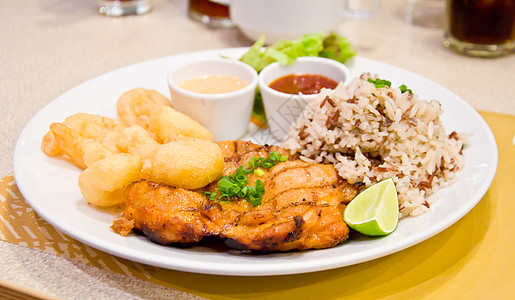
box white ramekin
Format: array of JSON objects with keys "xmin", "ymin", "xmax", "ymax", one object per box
[
  {"xmin": 258, "ymin": 57, "xmax": 350, "ymax": 141},
  {"xmin": 168, "ymin": 59, "xmax": 258, "ymax": 141}
]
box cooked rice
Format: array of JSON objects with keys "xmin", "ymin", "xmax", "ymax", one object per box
[{"xmin": 282, "ymin": 73, "xmax": 465, "ymax": 217}]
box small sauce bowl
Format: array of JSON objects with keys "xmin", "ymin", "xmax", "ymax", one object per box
[
  {"xmin": 168, "ymin": 59, "xmax": 258, "ymax": 141},
  {"xmin": 258, "ymin": 57, "xmax": 350, "ymax": 141}
]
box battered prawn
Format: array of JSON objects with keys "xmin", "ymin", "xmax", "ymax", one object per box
[
  {"xmin": 77, "ymin": 137, "xmax": 224, "ymax": 206},
  {"xmin": 116, "ymin": 88, "xmax": 213, "ymax": 142},
  {"xmin": 42, "ymin": 88, "xmax": 224, "ymax": 207},
  {"xmin": 41, "ymin": 113, "xmax": 124, "ymax": 158},
  {"xmin": 78, "ymin": 153, "xmax": 143, "ymax": 207},
  {"xmin": 116, "ymin": 88, "xmax": 171, "ymax": 134},
  {"xmin": 116, "ymin": 125, "xmax": 159, "ymax": 160},
  {"xmin": 142, "ymin": 136, "xmax": 224, "ymax": 189},
  {"xmin": 45, "ymin": 122, "xmax": 115, "ymax": 169}
]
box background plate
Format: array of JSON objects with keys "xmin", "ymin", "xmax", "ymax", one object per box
[{"xmin": 13, "ymin": 48, "xmax": 498, "ymax": 276}]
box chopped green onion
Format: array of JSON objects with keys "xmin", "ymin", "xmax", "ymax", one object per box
[
  {"xmin": 256, "ymin": 157, "xmax": 268, "ymax": 166},
  {"xmin": 255, "ymin": 180, "xmax": 265, "ymax": 194},
  {"xmin": 235, "ymin": 174, "xmax": 248, "ymax": 184},
  {"xmin": 269, "ymin": 152, "xmax": 280, "ymax": 162},
  {"xmin": 369, "ymin": 78, "xmax": 414, "ymax": 94},
  {"xmin": 368, "ymin": 78, "xmax": 391, "ymax": 88},
  {"xmin": 218, "ymin": 177, "xmax": 233, "ymax": 190},
  {"xmin": 203, "ymin": 152, "xmax": 288, "ymax": 206},
  {"xmin": 262, "ymin": 162, "xmax": 273, "ymax": 169},
  {"xmin": 399, "ymin": 84, "xmax": 413, "ymax": 94},
  {"xmin": 204, "ymin": 191, "xmax": 217, "ymax": 201},
  {"xmin": 248, "ymin": 157, "xmax": 256, "ymax": 169},
  {"xmin": 241, "ymin": 186, "xmax": 249, "ymax": 197}
]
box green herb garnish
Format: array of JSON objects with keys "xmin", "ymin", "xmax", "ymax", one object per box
[
  {"xmin": 368, "ymin": 78, "xmax": 413, "ymax": 94},
  {"xmin": 367, "ymin": 78, "xmax": 392, "ymax": 88},
  {"xmin": 204, "ymin": 191, "xmax": 217, "ymax": 201},
  {"xmin": 255, "ymin": 168, "xmax": 265, "ymax": 176},
  {"xmin": 204, "ymin": 152, "xmax": 287, "ymax": 207},
  {"xmin": 399, "ymin": 84, "xmax": 413, "ymax": 94}
]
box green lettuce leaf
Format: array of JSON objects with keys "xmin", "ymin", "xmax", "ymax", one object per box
[
  {"xmin": 319, "ymin": 33, "xmax": 356, "ymax": 63},
  {"xmin": 240, "ymin": 32, "xmax": 355, "ymax": 73}
]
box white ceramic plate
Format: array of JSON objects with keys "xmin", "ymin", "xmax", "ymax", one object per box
[{"xmin": 13, "ymin": 48, "xmax": 498, "ymax": 276}]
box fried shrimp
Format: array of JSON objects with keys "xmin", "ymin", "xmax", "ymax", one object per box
[
  {"xmin": 42, "ymin": 87, "xmax": 224, "ymax": 207},
  {"xmin": 116, "ymin": 88, "xmax": 213, "ymax": 142},
  {"xmin": 62, "ymin": 113, "xmax": 125, "ymax": 139},
  {"xmin": 78, "ymin": 153, "xmax": 143, "ymax": 206},
  {"xmin": 143, "ymin": 137, "xmax": 224, "ymax": 189},
  {"xmin": 149, "ymin": 106, "xmax": 213, "ymax": 142},
  {"xmin": 116, "ymin": 88, "xmax": 171, "ymax": 133},
  {"xmin": 116, "ymin": 125, "xmax": 159, "ymax": 160},
  {"xmin": 41, "ymin": 113, "xmax": 124, "ymax": 157},
  {"xmin": 48, "ymin": 122, "xmax": 115, "ymax": 169},
  {"xmin": 41, "ymin": 130, "xmax": 63, "ymax": 157}
]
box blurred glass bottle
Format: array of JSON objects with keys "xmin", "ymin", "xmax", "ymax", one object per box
[
  {"xmin": 188, "ymin": 0, "xmax": 234, "ymax": 28},
  {"xmin": 344, "ymin": 0, "xmax": 380, "ymax": 18},
  {"xmin": 97, "ymin": 0, "xmax": 153, "ymax": 17},
  {"xmin": 405, "ymin": 0, "xmax": 445, "ymax": 28}
]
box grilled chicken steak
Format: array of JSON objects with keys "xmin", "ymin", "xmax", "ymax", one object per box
[{"xmin": 114, "ymin": 140, "xmax": 358, "ymax": 252}]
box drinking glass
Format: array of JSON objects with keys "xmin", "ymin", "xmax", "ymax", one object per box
[
  {"xmin": 405, "ymin": 0, "xmax": 445, "ymax": 28},
  {"xmin": 96, "ymin": 0, "xmax": 153, "ymax": 17},
  {"xmin": 443, "ymin": 0, "xmax": 515, "ymax": 57},
  {"xmin": 188, "ymin": 0, "xmax": 233, "ymax": 28},
  {"xmin": 344, "ymin": 0, "xmax": 381, "ymax": 18}
]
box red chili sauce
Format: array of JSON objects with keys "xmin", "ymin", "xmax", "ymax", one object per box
[{"xmin": 269, "ymin": 73, "xmax": 338, "ymax": 95}]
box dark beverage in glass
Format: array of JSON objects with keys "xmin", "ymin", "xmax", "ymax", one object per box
[
  {"xmin": 188, "ymin": 0, "xmax": 233, "ymax": 28},
  {"xmin": 444, "ymin": 0, "xmax": 515, "ymax": 57}
]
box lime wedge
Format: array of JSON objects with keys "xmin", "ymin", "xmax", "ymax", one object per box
[{"xmin": 343, "ymin": 178, "xmax": 399, "ymax": 236}]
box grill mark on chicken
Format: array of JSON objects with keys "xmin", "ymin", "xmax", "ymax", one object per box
[
  {"xmin": 266, "ymin": 185, "xmax": 355, "ymax": 207},
  {"xmin": 285, "ymin": 216, "xmax": 304, "ymax": 242},
  {"xmin": 233, "ymin": 140, "xmax": 239, "ymax": 153},
  {"xmin": 116, "ymin": 140, "xmax": 358, "ymax": 252},
  {"xmin": 265, "ymin": 162, "xmax": 313, "ymax": 181}
]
